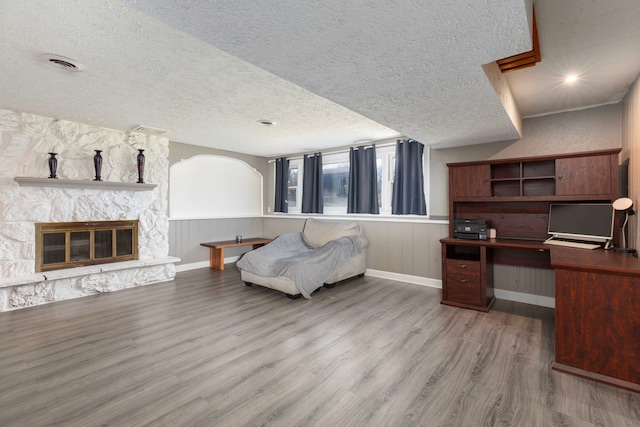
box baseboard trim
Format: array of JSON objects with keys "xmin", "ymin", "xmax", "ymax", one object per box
[
  {"xmin": 176, "ymin": 261, "xmax": 210, "ymax": 272},
  {"xmin": 365, "ymin": 269, "xmax": 555, "ymax": 308},
  {"xmin": 175, "ymin": 264, "xmax": 555, "ymax": 308},
  {"xmin": 176, "ymin": 256, "xmax": 241, "ymax": 273},
  {"xmin": 493, "ymin": 289, "xmax": 555, "ymax": 308},
  {"xmin": 365, "ymin": 269, "xmax": 442, "ymax": 289}
]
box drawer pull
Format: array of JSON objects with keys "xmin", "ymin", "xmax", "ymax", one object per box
[
  {"xmin": 458, "ymin": 279, "xmax": 468, "ymax": 283},
  {"xmin": 457, "ymin": 264, "xmax": 467, "ymax": 268}
]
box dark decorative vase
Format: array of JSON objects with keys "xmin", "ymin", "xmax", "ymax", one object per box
[
  {"xmin": 136, "ymin": 149, "xmax": 145, "ymax": 183},
  {"xmin": 48, "ymin": 152, "xmax": 58, "ymax": 179},
  {"xmin": 93, "ymin": 150, "xmax": 103, "ymax": 181}
]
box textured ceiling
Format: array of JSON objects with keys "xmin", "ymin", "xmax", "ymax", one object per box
[
  {"xmin": 0, "ymin": 0, "xmax": 639, "ymax": 157},
  {"xmin": 506, "ymin": 0, "xmax": 640, "ymax": 117}
]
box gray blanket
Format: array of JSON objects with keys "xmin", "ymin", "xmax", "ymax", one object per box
[{"xmin": 236, "ymin": 232, "xmax": 362, "ymax": 298}]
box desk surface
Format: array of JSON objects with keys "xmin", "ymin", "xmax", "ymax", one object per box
[
  {"xmin": 550, "ymin": 245, "xmax": 640, "ymax": 275},
  {"xmin": 440, "ymin": 237, "xmax": 548, "ymax": 251},
  {"xmin": 442, "ymin": 236, "xmax": 640, "ymax": 271}
]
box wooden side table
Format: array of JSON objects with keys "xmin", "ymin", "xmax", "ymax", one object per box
[{"xmin": 200, "ymin": 238, "xmax": 272, "ymax": 271}]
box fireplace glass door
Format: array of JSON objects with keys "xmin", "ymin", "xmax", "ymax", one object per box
[
  {"xmin": 116, "ymin": 229, "xmax": 133, "ymax": 256},
  {"xmin": 70, "ymin": 231, "xmax": 91, "ymax": 262},
  {"xmin": 42, "ymin": 232, "xmax": 66, "ymax": 265},
  {"xmin": 94, "ymin": 230, "xmax": 114, "ymax": 259},
  {"xmin": 36, "ymin": 220, "xmax": 138, "ymax": 272}
]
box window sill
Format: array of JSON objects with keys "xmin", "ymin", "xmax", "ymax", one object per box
[{"xmin": 265, "ymin": 213, "xmax": 448, "ymax": 224}]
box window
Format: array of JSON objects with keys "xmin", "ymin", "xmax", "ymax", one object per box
[
  {"xmin": 287, "ymin": 164, "xmax": 298, "ymax": 205},
  {"xmin": 322, "ymin": 152, "xmax": 349, "ymax": 214},
  {"xmin": 286, "ymin": 159, "xmax": 302, "ymax": 213},
  {"xmin": 273, "ymin": 144, "xmax": 428, "ymax": 216},
  {"xmin": 376, "ymin": 146, "xmax": 395, "ymax": 215}
]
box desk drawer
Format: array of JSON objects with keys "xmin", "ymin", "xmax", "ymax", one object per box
[
  {"xmin": 446, "ymin": 259, "xmax": 480, "ymax": 277},
  {"xmin": 445, "ymin": 274, "xmax": 483, "ymax": 306}
]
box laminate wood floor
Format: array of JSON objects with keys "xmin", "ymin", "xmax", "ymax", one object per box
[{"xmin": 1, "ymin": 267, "xmax": 638, "ymax": 427}]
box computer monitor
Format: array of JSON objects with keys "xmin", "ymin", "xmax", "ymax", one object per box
[{"xmin": 547, "ymin": 203, "xmax": 614, "ymax": 243}]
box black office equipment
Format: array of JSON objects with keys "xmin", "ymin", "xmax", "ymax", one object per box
[{"xmin": 453, "ymin": 219, "xmax": 488, "ymax": 240}]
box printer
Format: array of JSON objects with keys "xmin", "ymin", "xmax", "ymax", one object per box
[{"xmin": 453, "ymin": 219, "xmax": 488, "ymax": 240}]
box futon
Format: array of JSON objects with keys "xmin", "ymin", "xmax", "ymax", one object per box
[{"xmin": 236, "ymin": 218, "xmax": 368, "ymax": 298}]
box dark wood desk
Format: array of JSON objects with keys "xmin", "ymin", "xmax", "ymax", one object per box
[
  {"xmin": 200, "ymin": 238, "xmax": 271, "ymax": 271},
  {"xmin": 551, "ymin": 247, "xmax": 640, "ymax": 393},
  {"xmin": 443, "ymin": 149, "xmax": 632, "ymax": 390},
  {"xmin": 441, "ymin": 238, "xmax": 640, "ymax": 392}
]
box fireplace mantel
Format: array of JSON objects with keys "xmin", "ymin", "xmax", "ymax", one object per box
[{"xmin": 14, "ymin": 177, "xmax": 157, "ymax": 191}]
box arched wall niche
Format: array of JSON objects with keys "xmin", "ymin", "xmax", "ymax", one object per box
[{"xmin": 170, "ymin": 155, "xmax": 263, "ymax": 218}]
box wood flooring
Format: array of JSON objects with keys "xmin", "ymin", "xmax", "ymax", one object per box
[{"xmin": 1, "ymin": 267, "xmax": 638, "ymax": 426}]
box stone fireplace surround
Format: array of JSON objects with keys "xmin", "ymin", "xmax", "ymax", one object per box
[{"xmin": 0, "ymin": 109, "xmax": 178, "ymax": 311}]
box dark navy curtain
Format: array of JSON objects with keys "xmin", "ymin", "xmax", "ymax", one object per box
[
  {"xmin": 347, "ymin": 145, "xmax": 379, "ymax": 214},
  {"xmin": 392, "ymin": 139, "xmax": 427, "ymax": 215},
  {"xmin": 274, "ymin": 157, "xmax": 289, "ymax": 213},
  {"xmin": 302, "ymin": 153, "xmax": 323, "ymax": 213}
]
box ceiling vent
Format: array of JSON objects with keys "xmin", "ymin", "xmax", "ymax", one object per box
[
  {"xmin": 496, "ymin": 7, "xmax": 541, "ymax": 73},
  {"xmin": 40, "ymin": 54, "xmax": 84, "ymax": 72},
  {"xmin": 131, "ymin": 125, "xmax": 168, "ymax": 135}
]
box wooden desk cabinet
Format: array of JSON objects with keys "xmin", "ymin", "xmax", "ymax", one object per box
[
  {"xmin": 441, "ymin": 244, "xmax": 494, "ymax": 311},
  {"xmin": 440, "ymin": 237, "xmax": 549, "ymax": 311},
  {"xmin": 443, "ymin": 148, "xmax": 621, "ymax": 310},
  {"xmin": 551, "ymin": 247, "xmax": 640, "ymax": 393}
]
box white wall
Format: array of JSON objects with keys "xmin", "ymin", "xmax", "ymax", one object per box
[
  {"xmin": 170, "ymin": 155, "xmax": 262, "ymax": 218},
  {"xmin": 622, "ymin": 74, "xmax": 640, "ymax": 250}
]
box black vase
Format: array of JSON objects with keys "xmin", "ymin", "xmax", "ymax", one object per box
[
  {"xmin": 48, "ymin": 152, "xmax": 58, "ymax": 179},
  {"xmin": 93, "ymin": 150, "xmax": 103, "ymax": 181},
  {"xmin": 136, "ymin": 149, "xmax": 145, "ymax": 183}
]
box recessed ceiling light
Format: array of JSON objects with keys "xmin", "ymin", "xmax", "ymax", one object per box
[
  {"xmin": 40, "ymin": 53, "xmax": 84, "ymax": 72},
  {"xmin": 564, "ymin": 74, "xmax": 578, "ymax": 84},
  {"xmin": 257, "ymin": 120, "xmax": 275, "ymax": 126}
]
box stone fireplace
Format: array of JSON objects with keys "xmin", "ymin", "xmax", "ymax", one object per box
[{"xmin": 0, "ymin": 109, "xmax": 178, "ymax": 311}]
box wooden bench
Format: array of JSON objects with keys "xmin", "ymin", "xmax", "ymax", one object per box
[{"xmin": 200, "ymin": 238, "xmax": 272, "ymax": 271}]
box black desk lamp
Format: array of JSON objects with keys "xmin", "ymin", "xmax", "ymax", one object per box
[{"xmin": 613, "ymin": 197, "xmax": 636, "ymax": 254}]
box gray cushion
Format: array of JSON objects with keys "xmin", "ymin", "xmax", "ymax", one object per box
[{"xmin": 302, "ymin": 218, "xmax": 362, "ymax": 248}]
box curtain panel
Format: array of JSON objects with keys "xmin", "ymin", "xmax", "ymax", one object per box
[
  {"xmin": 347, "ymin": 145, "xmax": 379, "ymax": 214},
  {"xmin": 274, "ymin": 157, "xmax": 289, "ymax": 213},
  {"xmin": 302, "ymin": 153, "xmax": 323, "ymax": 214},
  {"xmin": 392, "ymin": 139, "xmax": 427, "ymax": 215}
]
